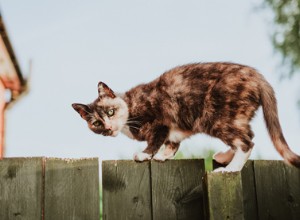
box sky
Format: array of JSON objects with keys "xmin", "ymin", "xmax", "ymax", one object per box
[{"xmin": 0, "ymin": 0, "xmax": 299, "ymax": 162}]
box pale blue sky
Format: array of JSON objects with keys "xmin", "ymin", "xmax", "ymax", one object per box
[{"xmin": 1, "ymin": 0, "xmax": 299, "ymax": 161}]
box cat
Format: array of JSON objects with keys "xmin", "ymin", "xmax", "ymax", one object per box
[{"xmin": 72, "ymin": 62, "xmax": 300, "ymax": 172}]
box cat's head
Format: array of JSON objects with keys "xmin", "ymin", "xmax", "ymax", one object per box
[{"xmin": 72, "ymin": 82, "xmax": 128, "ymax": 137}]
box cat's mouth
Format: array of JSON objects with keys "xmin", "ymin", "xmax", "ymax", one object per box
[{"xmin": 102, "ymin": 129, "xmax": 119, "ymax": 137}]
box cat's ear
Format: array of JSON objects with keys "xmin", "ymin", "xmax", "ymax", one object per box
[
  {"xmin": 98, "ymin": 82, "xmax": 116, "ymax": 98},
  {"xmin": 72, "ymin": 103, "xmax": 91, "ymax": 120}
]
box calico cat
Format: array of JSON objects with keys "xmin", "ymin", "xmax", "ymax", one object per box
[{"xmin": 72, "ymin": 62, "xmax": 300, "ymax": 172}]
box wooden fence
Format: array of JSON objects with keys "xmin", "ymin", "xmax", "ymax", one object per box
[
  {"xmin": 1, "ymin": 158, "xmax": 300, "ymax": 220},
  {"xmin": 103, "ymin": 159, "xmax": 300, "ymax": 220},
  {"xmin": 0, "ymin": 157, "xmax": 99, "ymax": 220}
]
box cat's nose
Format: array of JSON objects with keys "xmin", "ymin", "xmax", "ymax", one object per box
[{"xmin": 105, "ymin": 125, "xmax": 112, "ymax": 130}]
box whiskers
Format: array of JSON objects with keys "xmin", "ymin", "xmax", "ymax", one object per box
[{"xmin": 126, "ymin": 117, "xmax": 142, "ymax": 131}]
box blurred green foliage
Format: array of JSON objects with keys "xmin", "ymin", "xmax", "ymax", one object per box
[
  {"xmin": 174, "ymin": 148, "xmax": 215, "ymax": 171},
  {"xmin": 263, "ymin": 0, "xmax": 300, "ymax": 77}
]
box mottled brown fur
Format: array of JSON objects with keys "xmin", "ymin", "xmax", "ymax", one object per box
[
  {"xmin": 73, "ymin": 62, "xmax": 300, "ymax": 168},
  {"xmin": 123, "ymin": 63, "xmax": 259, "ymax": 154}
]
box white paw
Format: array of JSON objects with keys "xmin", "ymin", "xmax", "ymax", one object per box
[
  {"xmin": 133, "ymin": 152, "xmax": 152, "ymax": 162},
  {"xmin": 213, "ymin": 167, "xmax": 228, "ymax": 173},
  {"xmin": 153, "ymin": 152, "xmax": 174, "ymax": 161},
  {"xmin": 153, "ymin": 153, "xmax": 167, "ymax": 162},
  {"xmin": 213, "ymin": 167, "xmax": 240, "ymax": 173}
]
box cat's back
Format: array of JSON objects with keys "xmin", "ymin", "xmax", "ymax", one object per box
[
  {"xmin": 159, "ymin": 62, "xmax": 260, "ymax": 94},
  {"xmin": 125, "ymin": 62, "xmax": 261, "ymax": 104},
  {"xmin": 124, "ymin": 62, "xmax": 263, "ymax": 130},
  {"xmin": 161, "ymin": 62, "xmax": 258, "ymax": 81}
]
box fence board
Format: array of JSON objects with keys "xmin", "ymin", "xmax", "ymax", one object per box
[
  {"xmin": 3, "ymin": 157, "xmax": 297, "ymax": 220},
  {"xmin": 254, "ymin": 160, "xmax": 300, "ymax": 220},
  {"xmin": 0, "ymin": 157, "xmax": 43, "ymax": 220},
  {"xmin": 151, "ymin": 159, "xmax": 205, "ymax": 220},
  {"xmin": 212, "ymin": 159, "xmax": 258, "ymax": 220},
  {"xmin": 204, "ymin": 171, "xmax": 244, "ymax": 220},
  {"xmin": 240, "ymin": 160, "xmax": 258, "ymax": 220},
  {"xmin": 44, "ymin": 158, "xmax": 99, "ymax": 220},
  {"xmin": 102, "ymin": 160, "xmax": 152, "ymax": 220}
]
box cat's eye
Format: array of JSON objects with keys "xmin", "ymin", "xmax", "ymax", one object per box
[
  {"xmin": 93, "ymin": 121, "xmax": 101, "ymax": 127},
  {"xmin": 107, "ymin": 109, "xmax": 115, "ymax": 117}
]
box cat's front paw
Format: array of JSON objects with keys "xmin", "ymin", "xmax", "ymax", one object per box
[
  {"xmin": 153, "ymin": 152, "xmax": 174, "ymax": 162},
  {"xmin": 133, "ymin": 152, "xmax": 152, "ymax": 162}
]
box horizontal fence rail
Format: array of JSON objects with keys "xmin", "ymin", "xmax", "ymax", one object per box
[{"xmin": 0, "ymin": 157, "xmax": 100, "ymax": 220}]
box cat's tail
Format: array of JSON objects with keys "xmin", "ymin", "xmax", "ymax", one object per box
[{"xmin": 259, "ymin": 76, "xmax": 300, "ymax": 168}]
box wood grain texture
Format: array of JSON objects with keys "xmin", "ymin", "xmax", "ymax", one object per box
[
  {"xmin": 102, "ymin": 160, "xmax": 152, "ymax": 220},
  {"xmin": 204, "ymin": 171, "xmax": 244, "ymax": 220},
  {"xmin": 44, "ymin": 158, "xmax": 100, "ymax": 220},
  {"xmin": 151, "ymin": 159, "xmax": 205, "ymax": 220},
  {"xmin": 212, "ymin": 160, "xmax": 258, "ymax": 220},
  {"xmin": 240, "ymin": 160, "xmax": 258, "ymax": 220},
  {"xmin": 254, "ymin": 160, "xmax": 300, "ymax": 220},
  {"xmin": 0, "ymin": 157, "xmax": 43, "ymax": 220}
]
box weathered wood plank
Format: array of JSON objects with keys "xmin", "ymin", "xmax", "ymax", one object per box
[
  {"xmin": 204, "ymin": 171, "xmax": 244, "ymax": 220},
  {"xmin": 0, "ymin": 157, "xmax": 43, "ymax": 220},
  {"xmin": 254, "ymin": 160, "xmax": 300, "ymax": 220},
  {"xmin": 151, "ymin": 159, "xmax": 205, "ymax": 220},
  {"xmin": 212, "ymin": 160, "xmax": 258, "ymax": 220},
  {"xmin": 102, "ymin": 160, "xmax": 152, "ymax": 220},
  {"xmin": 240, "ymin": 160, "xmax": 258, "ymax": 220},
  {"xmin": 44, "ymin": 158, "xmax": 100, "ymax": 220}
]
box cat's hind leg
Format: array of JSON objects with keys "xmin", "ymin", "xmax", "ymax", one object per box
[
  {"xmin": 153, "ymin": 141, "xmax": 180, "ymax": 161},
  {"xmin": 214, "ymin": 138, "xmax": 253, "ymax": 172},
  {"xmin": 211, "ymin": 120, "xmax": 255, "ymax": 172},
  {"xmin": 213, "ymin": 148, "xmax": 235, "ymax": 165}
]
